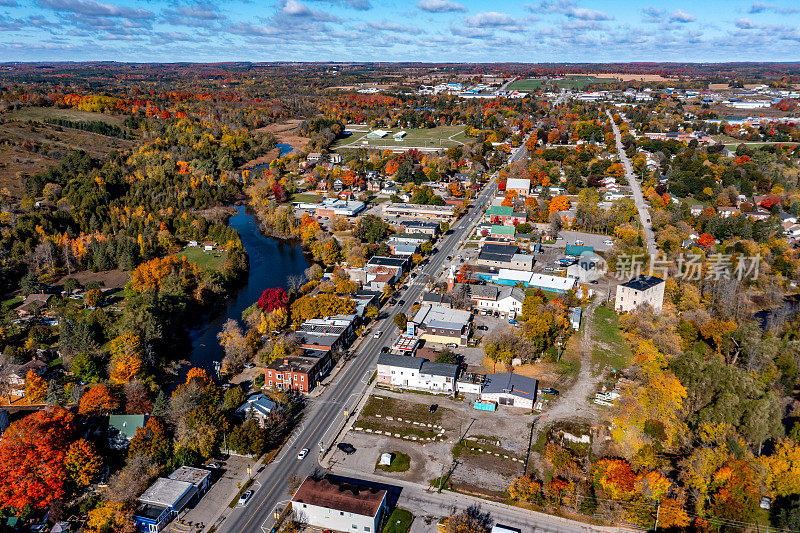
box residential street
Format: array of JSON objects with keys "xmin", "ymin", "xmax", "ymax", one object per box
[{"xmin": 606, "ymin": 110, "xmax": 657, "ymax": 257}]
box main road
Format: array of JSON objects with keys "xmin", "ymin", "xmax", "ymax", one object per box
[
  {"xmin": 220, "ymin": 168, "xmax": 499, "ymax": 533},
  {"xmin": 606, "ymin": 110, "xmax": 657, "ymax": 257}
]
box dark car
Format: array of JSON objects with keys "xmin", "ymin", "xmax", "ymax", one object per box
[
  {"xmin": 477, "ymin": 325, "xmax": 489, "ymax": 331},
  {"xmin": 398, "ymin": 299, "xmax": 405, "ymax": 305},
  {"xmin": 381, "ymin": 346, "xmax": 390, "ymax": 353},
  {"xmin": 429, "ymin": 404, "xmax": 438, "ymax": 413},
  {"xmin": 337, "ymin": 443, "xmax": 356, "ymax": 455},
  {"xmin": 541, "ymin": 387, "xmax": 559, "ymax": 396},
  {"xmin": 389, "ymin": 298, "xmax": 398, "ymax": 305}
]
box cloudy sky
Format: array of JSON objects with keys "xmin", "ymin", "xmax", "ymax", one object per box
[{"xmin": 1, "ymin": 0, "xmax": 799, "ymax": 62}]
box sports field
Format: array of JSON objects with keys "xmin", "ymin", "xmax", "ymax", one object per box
[
  {"xmin": 332, "ymin": 125, "xmax": 468, "ymax": 150},
  {"xmin": 508, "ymin": 75, "xmax": 618, "ymax": 91}
]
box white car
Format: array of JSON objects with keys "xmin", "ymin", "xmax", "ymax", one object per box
[
  {"xmin": 238, "ymin": 490, "xmax": 253, "ymax": 506},
  {"xmin": 297, "ymin": 448, "xmax": 309, "ymax": 460},
  {"xmin": 374, "ymin": 330, "xmax": 382, "ymax": 339},
  {"xmin": 603, "ymin": 239, "xmax": 613, "ymax": 245}
]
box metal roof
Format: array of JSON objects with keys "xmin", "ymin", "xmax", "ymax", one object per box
[
  {"xmin": 481, "ymin": 373, "xmax": 538, "ymax": 399},
  {"xmin": 377, "ymin": 353, "xmax": 423, "ymax": 370}
]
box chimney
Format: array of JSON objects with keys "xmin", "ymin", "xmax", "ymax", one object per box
[{"xmin": 447, "ymin": 265, "xmax": 456, "ymax": 293}]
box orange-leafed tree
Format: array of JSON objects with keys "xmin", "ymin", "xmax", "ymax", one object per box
[
  {"xmin": 548, "ymin": 195, "xmax": 570, "ymax": 216},
  {"xmin": 0, "ymin": 407, "xmax": 75, "ymax": 509},
  {"xmin": 129, "ymin": 417, "xmax": 172, "ymax": 465},
  {"xmin": 24, "ymin": 369, "xmax": 47, "ymax": 404},
  {"xmin": 592, "ymin": 458, "xmax": 637, "ymax": 500},
  {"xmin": 86, "ymin": 502, "xmax": 136, "ymax": 533},
  {"xmin": 658, "ymin": 497, "xmax": 691, "ymax": 529},
  {"xmin": 78, "ymin": 385, "xmax": 119, "ymax": 415},
  {"xmin": 697, "ymin": 233, "xmax": 715, "ymax": 248},
  {"xmin": 385, "ymin": 159, "xmax": 399, "ymax": 175},
  {"xmin": 65, "ymin": 438, "xmax": 102, "ymax": 487},
  {"xmin": 109, "ymin": 333, "xmax": 143, "ymax": 384}
]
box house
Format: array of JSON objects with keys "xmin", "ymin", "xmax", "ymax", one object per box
[
  {"xmin": 329, "ymin": 153, "xmax": 342, "ymax": 164},
  {"xmin": 16, "ymin": 293, "xmax": 52, "ymax": 317},
  {"xmin": 717, "ymin": 206, "xmax": 739, "ymax": 218},
  {"xmin": 570, "ymin": 307, "xmax": 582, "ymax": 330},
  {"xmin": 484, "ymin": 205, "xmax": 527, "ymax": 226},
  {"xmin": 376, "ymin": 353, "xmax": 459, "ymax": 393},
  {"xmin": 786, "ymin": 224, "xmax": 800, "ymax": 238},
  {"xmin": 480, "ymin": 373, "xmax": 538, "ymax": 410},
  {"xmin": 236, "ymin": 393, "xmax": 278, "ymax": 425},
  {"xmin": 0, "ymin": 358, "xmax": 47, "ymax": 398},
  {"xmin": 615, "ymin": 275, "xmax": 665, "ymax": 314},
  {"xmin": 108, "ymin": 414, "xmax": 148, "ymax": 449},
  {"xmin": 367, "ymin": 180, "xmax": 383, "ymax": 192},
  {"xmin": 307, "ymin": 153, "xmax": 324, "ymax": 164},
  {"xmin": 134, "ymin": 467, "xmax": 212, "ymax": 533},
  {"xmin": 410, "ymin": 305, "xmax": 472, "ymax": 346},
  {"xmin": 690, "ymin": 205, "xmax": 704, "ymax": 217},
  {"xmin": 291, "ymin": 475, "xmax": 388, "ymax": 533},
  {"xmin": 505, "ymin": 178, "xmax": 531, "ymax": 196},
  {"xmin": 566, "ymin": 254, "xmax": 604, "ymax": 283},
  {"xmin": 462, "ymin": 284, "xmax": 525, "ymax": 318}
]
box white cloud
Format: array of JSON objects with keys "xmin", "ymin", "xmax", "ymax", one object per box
[
  {"xmin": 38, "ymin": 0, "xmax": 153, "ymax": 19},
  {"xmin": 566, "ymin": 7, "xmax": 611, "ymax": 21},
  {"xmin": 416, "ymin": 0, "xmax": 465, "ymax": 13},
  {"xmin": 669, "ymin": 9, "xmax": 696, "ymax": 23},
  {"xmin": 735, "ymin": 18, "xmax": 757, "ymax": 29},
  {"xmin": 748, "ymin": 2, "xmax": 798, "ymax": 15},
  {"xmin": 463, "ymin": 11, "xmax": 525, "ymax": 31}
]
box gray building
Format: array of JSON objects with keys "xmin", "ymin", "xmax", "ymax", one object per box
[{"xmin": 480, "ymin": 373, "xmax": 538, "ymax": 410}]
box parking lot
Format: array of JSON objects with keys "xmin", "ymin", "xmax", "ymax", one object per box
[{"xmin": 329, "ymin": 389, "xmax": 534, "ymax": 496}]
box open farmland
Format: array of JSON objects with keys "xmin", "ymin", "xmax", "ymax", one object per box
[
  {"xmin": 508, "ymin": 75, "xmax": 617, "ymax": 91},
  {"xmin": 332, "ymin": 125, "xmax": 468, "ymax": 151}
]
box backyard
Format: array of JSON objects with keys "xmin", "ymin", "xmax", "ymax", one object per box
[{"xmin": 591, "ymin": 304, "xmax": 632, "ymax": 373}]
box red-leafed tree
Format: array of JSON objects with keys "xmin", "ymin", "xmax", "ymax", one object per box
[
  {"xmin": 0, "ymin": 407, "xmax": 75, "ymax": 509},
  {"xmin": 257, "ymin": 288, "xmax": 289, "ymax": 312},
  {"xmin": 78, "ymin": 385, "xmax": 119, "ymax": 415},
  {"xmin": 697, "ymin": 233, "xmax": 715, "ymax": 248},
  {"xmin": 271, "ymin": 181, "xmax": 287, "ymax": 202},
  {"xmin": 760, "ymin": 194, "xmax": 781, "ymax": 209}
]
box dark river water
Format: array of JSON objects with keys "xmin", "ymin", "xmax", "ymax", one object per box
[{"xmin": 188, "ymin": 143, "xmax": 309, "ymax": 370}]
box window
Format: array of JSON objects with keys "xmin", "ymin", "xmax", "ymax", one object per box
[
  {"xmin": 302, "ymin": 504, "xmax": 307, "ymax": 508},
  {"xmin": 352, "ymin": 526, "xmax": 358, "ymax": 530},
  {"xmin": 301, "ymin": 376, "xmax": 305, "ymax": 381},
  {"xmin": 365, "ymin": 528, "xmax": 370, "ymax": 532},
  {"xmin": 268, "ymin": 381, "xmax": 272, "ymax": 387}
]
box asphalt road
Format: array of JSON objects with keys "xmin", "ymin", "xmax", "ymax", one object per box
[
  {"xmin": 606, "ymin": 110, "xmax": 657, "ymax": 257},
  {"xmin": 220, "ymin": 176, "xmax": 499, "ymax": 533}
]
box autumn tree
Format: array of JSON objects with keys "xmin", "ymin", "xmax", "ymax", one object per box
[
  {"xmin": 129, "ymin": 417, "xmax": 172, "ymax": 465},
  {"xmin": 24, "ymin": 369, "xmax": 47, "ymax": 403},
  {"xmin": 443, "ymin": 504, "xmax": 492, "ymax": 533},
  {"xmin": 549, "ymin": 195, "xmax": 570, "ymax": 216},
  {"xmin": 0, "ymin": 407, "xmax": 75, "ymax": 509},
  {"xmin": 85, "ymin": 288, "xmax": 103, "ymax": 309},
  {"xmin": 218, "ymin": 318, "xmax": 249, "ymax": 372},
  {"xmin": 593, "ymin": 458, "xmax": 636, "ymax": 500},
  {"xmin": 65, "ymin": 438, "xmax": 102, "ymax": 487},
  {"xmin": 108, "ymin": 333, "xmax": 143, "ymax": 384},
  {"xmin": 257, "ymin": 288, "xmax": 289, "ymax": 313},
  {"xmin": 508, "ymin": 475, "xmax": 542, "ymax": 504},
  {"xmin": 394, "ymin": 312, "xmax": 408, "ymax": 331},
  {"xmin": 78, "ymin": 384, "xmax": 119, "ymax": 415}
]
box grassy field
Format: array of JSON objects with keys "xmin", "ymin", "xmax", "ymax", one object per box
[
  {"xmin": 382, "ymin": 508, "xmax": 414, "ymax": 533},
  {"xmin": 290, "ymin": 192, "xmax": 324, "ymax": 203},
  {"xmin": 508, "ymin": 75, "xmax": 617, "ymax": 91},
  {"xmin": 375, "ymin": 451, "xmax": 411, "ymax": 472},
  {"xmin": 332, "ymin": 125, "xmax": 468, "ymax": 150},
  {"xmin": 5, "ymin": 107, "xmax": 127, "ymax": 127},
  {"xmin": 591, "ymin": 305, "xmax": 632, "ymax": 372},
  {"xmin": 176, "ymin": 246, "xmax": 229, "ymax": 271}
]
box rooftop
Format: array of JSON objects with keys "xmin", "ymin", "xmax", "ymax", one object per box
[
  {"xmin": 139, "ymin": 478, "xmax": 196, "ymax": 510},
  {"xmin": 169, "ymin": 466, "xmax": 211, "ymax": 487},
  {"xmin": 412, "ymin": 305, "xmax": 471, "ymax": 329},
  {"xmin": 420, "ymin": 360, "xmax": 459, "ymax": 378},
  {"xmin": 482, "ymin": 373, "xmax": 538, "ymax": 399},
  {"xmin": 621, "ymin": 275, "xmax": 664, "ymax": 292},
  {"xmin": 292, "ymin": 476, "xmax": 386, "ymax": 518},
  {"xmin": 377, "ymin": 353, "xmax": 422, "ymax": 370}
]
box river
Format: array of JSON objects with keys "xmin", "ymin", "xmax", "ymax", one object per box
[{"xmin": 188, "ymin": 143, "xmax": 308, "ymax": 370}]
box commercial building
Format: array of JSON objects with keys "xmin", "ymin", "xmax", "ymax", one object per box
[
  {"xmin": 291, "ymin": 475, "xmax": 388, "ymax": 533},
  {"xmin": 480, "ymin": 373, "xmax": 538, "ymax": 410},
  {"xmin": 463, "ymin": 284, "xmax": 525, "ymax": 318},
  {"xmin": 615, "ymin": 275, "xmax": 665, "ymax": 314},
  {"xmin": 410, "ymin": 305, "xmax": 472, "ymax": 346},
  {"xmin": 382, "ymin": 203, "xmax": 455, "ymax": 220},
  {"xmin": 488, "ymin": 270, "xmax": 577, "ymax": 293},
  {"xmin": 134, "ymin": 467, "xmax": 212, "ymax": 533},
  {"xmin": 484, "ymin": 205, "xmax": 527, "ymax": 226},
  {"xmin": 398, "ymin": 220, "xmax": 440, "ymax": 236},
  {"xmin": 490, "ymin": 225, "xmax": 515, "ymax": 240},
  {"xmin": 314, "ymin": 199, "xmax": 366, "ymax": 218},
  {"xmin": 505, "ymin": 178, "xmax": 531, "ymax": 196},
  {"xmin": 376, "ymin": 353, "xmax": 459, "ymax": 393},
  {"xmin": 264, "ymin": 353, "xmax": 332, "ymax": 394}
]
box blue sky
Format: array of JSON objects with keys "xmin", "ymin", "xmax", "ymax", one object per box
[{"xmin": 1, "ymin": 0, "xmax": 799, "ymax": 62}]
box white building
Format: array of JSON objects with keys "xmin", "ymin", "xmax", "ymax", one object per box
[
  {"xmin": 615, "ymin": 275, "xmax": 665, "ymax": 314},
  {"xmin": 291, "ymin": 476, "xmax": 387, "ymax": 533},
  {"xmin": 376, "ymin": 353, "xmax": 458, "ymax": 393},
  {"xmin": 480, "ymin": 373, "xmax": 538, "ymax": 410},
  {"xmin": 463, "ymin": 284, "xmax": 525, "ymax": 318}
]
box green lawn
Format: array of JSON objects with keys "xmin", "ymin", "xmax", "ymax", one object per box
[
  {"xmin": 508, "ymin": 75, "xmax": 617, "ymax": 91},
  {"xmin": 591, "ymin": 306, "xmax": 632, "ymax": 372},
  {"xmin": 1, "ymin": 295, "xmax": 22, "ymax": 310},
  {"xmin": 382, "ymin": 508, "xmax": 414, "ymax": 533},
  {"xmin": 290, "ymin": 192, "xmax": 324, "ymax": 203},
  {"xmin": 176, "ymin": 246, "xmax": 228, "ymax": 272},
  {"xmin": 376, "ymin": 452, "xmax": 411, "ymax": 472},
  {"xmin": 333, "ymin": 125, "xmax": 468, "ymax": 150}
]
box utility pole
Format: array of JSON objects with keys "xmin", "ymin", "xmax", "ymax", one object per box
[{"xmin": 654, "ymin": 501, "xmax": 660, "ymax": 532}]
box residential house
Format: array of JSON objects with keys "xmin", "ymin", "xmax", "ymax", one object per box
[
  {"xmin": 16, "ymin": 293, "xmax": 52, "ymax": 317},
  {"xmin": 264, "ymin": 352, "xmax": 332, "ymax": 394},
  {"xmin": 0, "ymin": 358, "xmax": 47, "ymax": 398},
  {"xmin": 376, "ymin": 353, "xmax": 459, "ymax": 393},
  {"xmin": 108, "ymin": 414, "xmax": 148, "ymax": 449},
  {"xmin": 690, "ymin": 205, "xmax": 705, "ymax": 217},
  {"xmin": 410, "ymin": 305, "xmax": 472, "ymax": 346},
  {"xmin": 235, "ymin": 393, "xmax": 278, "ymax": 425},
  {"xmin": 462, "ymin": 284, "xmax": 525, "ymax": 318},
  {"xmin": 480, "ymin": 373, "xmax": 538, "ymax": 410},
  {"xmin": 566, "ymin": 254, "xmax": 604, "ymax": 283},
  {"xmin": 307, "ymin": 153, "xmax": 324, "ymax": 164},
  {"xmin": 291, "ymin": 475, "xmax": 388, "ymax": 533},
  {"xmin": 717, "ymin": 206, "xmax": 739, "ymax": 218},
  {"xmin": 615, "ymin": 275, "xmax": 665, "ymax": 314}
]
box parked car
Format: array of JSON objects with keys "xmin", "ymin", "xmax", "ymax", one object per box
[
  {"xmin": 381, "ymin": 346, "xmax": 390, "ymax": 353},
  {"xmin": 297, "ymin": 448, "xmax": 309, "ymax": 460},
  {"xmin": 446, "ymin": 343, "xmax": 458, "ymax": 349},
  {"xmin": 238, "ymin": 490, "xmax": 253, "ymax": 506},
  {"xmin": 243, "ymin": 362, "xmax": 255, "ymax": 369},
  {"xmin": 398, "ymin": 299, "xmax": 405, "ymax": 305},
  {"xmin": 574, "ymin": 240, "xmax": 584, "ymax": 245},
  {"xmin": 603, "ymin": 239, "xmax": 613, "ymax": 245},
  {"xmin": 477, "ymin": 325, "xmax": 489, "ymax": 331},
  {"xmin": 540, "ymin": 387, "xmax": 559, "ymax": 396},
  {"xmin": 509, "ymin": 319, "xmax": 518, "ymax": 325},
  {"xmin": 337, "ymin": 442, "xmax": 356, "ymax": 455},
  {"xmin": 205, "ymin": 462, "xmax": 222, "ymax": 469},
  {"xmin": 429, "ymin": 404, "xmax": 438, "ymax": 413}
]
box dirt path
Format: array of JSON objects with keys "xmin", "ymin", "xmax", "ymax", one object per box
[{"xmin": 529, "ymin": 299, "xmax": 603, "ymax": 472}]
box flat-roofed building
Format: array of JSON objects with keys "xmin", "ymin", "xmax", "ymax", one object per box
[
  {"xmin": 410, "ymin": 305, "xmax": 472, "ymax": 346},
  {"xmin": 291, "ymin": 475, "xmax": 388, "ymax": 533},
  {"xmin": 382, "ymin": 203, "xmax": 455, "ymax": 220},
  {"xmin": 615, "ymin": 275, "xmax": 665, "ymax": 314}
]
